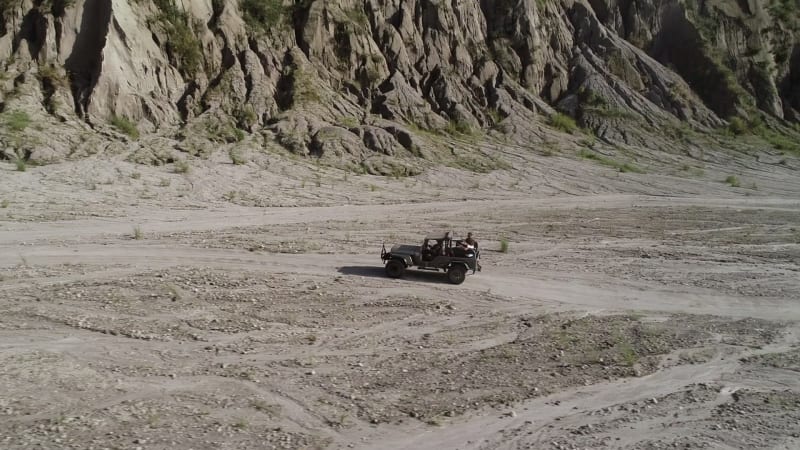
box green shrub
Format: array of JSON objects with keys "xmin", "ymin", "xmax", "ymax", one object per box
[
  {"xmin": 3, "ymin": 110, "xmax": 31, "ymax": 132},
  {"xmin": 234, "ymin": 105, "xmax": 258, "ymax": 129},
  {"xmin": 579, "ymin": 149, "xmax": 645, "ymax": 173},
  {"xmin": 229, "ymin": 148, "xmax": 247, "ymax": 165},
  {"xmin": 174, "ymin": 160, "xmax": 190, "ymax": 174},
  {"xmin": 549, "ymin": 113, "xmax": 577, "ymax": 134},
  {"xmin": 618, "ymin": 342, "xmax": 639, "ymax": 366},
  {"xmin": 728, "ymin": 117, "xmax": 748, "ymax": 135},
  {"xmin": 14, "ymin": 157, "xmax": 26, "ymax": 172},
  {"xmin": 445, "ymin": 119, "xmax": 475, "ymax": 136},
  {"xmin": 240, "ymin": 0, "xmax": 285, "ymax": 30},
  {"xmin": 724, "ymin": 175, "xmax": 740, "ymax": 187},
  {"xmin": 151, "ymin": 0, "xmax": 203, "ymax": 73},
  {"xmin": 110, "ymin": 115, "xmax": 140, "ymax": 139},
  {"xmin": 500, "ymin": 238, "xmax": 509, "ymax": 253},
  {"xmin": 756, "ymin": 128, "xmax": 800, "ymax": 154}
]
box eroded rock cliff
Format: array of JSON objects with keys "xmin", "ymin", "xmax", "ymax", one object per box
[{"xmin": 0, "ymin": 0, "xmax": 797, "ymax": 168}]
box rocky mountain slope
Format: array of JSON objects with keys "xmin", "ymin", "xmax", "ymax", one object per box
[{"xmin": 0, "ymin": 0, "xmax": 798, "ymax": 171}]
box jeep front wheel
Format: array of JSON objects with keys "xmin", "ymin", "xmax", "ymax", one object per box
[
  {"xmin": 385, "ymin": 259, "xmax": 406, "ymax": 278},
  {"xmin": 447, "ymin": 265, "xmax": 466, "ymax": 284}
]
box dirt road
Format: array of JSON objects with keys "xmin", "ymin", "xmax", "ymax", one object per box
[{"xmin": 2, "ymin": 194, "xmax": 799, "ymax": 449}]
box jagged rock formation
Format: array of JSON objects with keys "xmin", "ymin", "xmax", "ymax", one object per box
[{"xmin": 0, "ymin": 0, "xmax": 797, "ymax": 167}]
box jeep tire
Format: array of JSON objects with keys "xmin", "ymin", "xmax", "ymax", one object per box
[
  {"xmin": 447, "ymin": 265, "xmax": 467, "ymax": 285},
  {"xmin": 385, "ymin": 259, "xmax": 406, "ymax": 278}
]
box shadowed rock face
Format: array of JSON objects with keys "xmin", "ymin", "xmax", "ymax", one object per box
[
  {"xmin": 0, "ymin": 0, "xmax": 797, "ymax": 160},
  {"xmin": 64, "ymin": 0, "xmax": 112, "ymax": 117}
]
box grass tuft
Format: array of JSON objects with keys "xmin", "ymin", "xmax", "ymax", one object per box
[
  {"xmin": 549, "ymin": 113, "xmax": 578, "ymax": 134},
  {"xmin": 174, "ymin": 160, "xmax": 190, "ymax": 174},
  {"xmin": 3, "ymin": 110, "xmax": 31, "ymax": 132},
  {"xmin": 229, "ymin": 148, "xmax": 247, "ymax": 165},
  {"xmin": 110, "ymin": 115, "xmax": 140, "ymax": 139},
  {"xmin": 579, "ymin": 150, "xmax": 645, "ymax": 173},
  {"xmin": 499, "ymin": 238, "xmax": 509, "ymax": 253}
]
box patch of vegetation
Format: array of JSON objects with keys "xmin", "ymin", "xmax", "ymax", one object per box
[
  {"xmin": 769, "ymin": 0, "xmax": 798, "ymax": 26},
  {"xmin": 132, "ymin": 225, "xmax": 144, "ymax": 240},
  {"xmin": 444, "ymin": 119, "xmax": 476, "ymax": 136},
  {"xmin": 617, "ymin": 340, "xmax": 639, "ymax": 367},
  {"xmin": 231, "ymin": 419, "xmax": 248, "ymax": 429},
  {"xmin": 37, "ymin": 64, "xmax": 68, "ymax": 88},
  {"xmin": 110, "ymin": 115, "xmax": 140, "ymax": 140},
  {"xmin": 13, "ymin": 156, "xmax": 26, "ymax": 172},
  {"xmin": 250, "ymin": 400, "xmax": 281, "ymax": 416},
  {"xmin": 229, "ymin": 148, "xmax": 247, "ymax": 165},
  {"xmin": 339, "ymin": 116, "xmax": 359, "ymax": 128},
  {"xmin": 485, "ymin": 109, "xmax": 503, "ymax": 127},
  {"xmin": 150, "ymin": 0, "xmax": 203, "ymax": 74},
  {"xmin": 1, "ymin": 199, "xmax": 9, "ymax": 208},
  {"xmin": 579, "ymin": 149, "xmax": 645, "ymax": 173},
  {"xmin": 549, "ymin": 113, "xmax": 577, "ymax": 134},
  {"xmin": 344, "ymin": 6, "xmax": 368, "ymax": 27},
  {"xmin": 240, "ymin": 0, "xmax": 285, "ymax": 31},
  {"xmin": 206, "ymin": 120, "xmax": 245, "ymax": 143},
  {"xmin": 165, "ymin": 283, "xmax": 181, "ymax": 301},
  {"xmin": 174, "ymin": 160, "xmax": 190, "ymax": 174},
  {"xmin": 725, "ymin": 115, "xmax": 800, "ymax": 154},
  {"xmin": 727, "ymin": 117, "xmax": 750, "ymax": 135},
  {"xmin": 233, "ymin": 105, "xmax": 258, "ymax": 129},
  {"xmin": 724, "ymin": 175, "xmax": 741, "ymax": 187},
  {"xmin": 758, "ymin": 128, "xmax": 800, "ymax": 155},
  {"xmin": 578, "ymin": 87, "xmax": 607, "ymax": 107},
  {"xmin": 2, "ymin": 110, "xmax": 31, "ymax": 133},
  {"xmin": 291, "ymin": 68, "xmax": 322, "ymax": 105},
  {"xmin": 579, "ymin": 135, "xmax": 596, "ymax": 148},
  {"xmin": 583, "ymin": 106, "xmax": 637, "ymax": 120},
  {"xmin": 499, "ymin": 238, "xmax": 509, "ymax": 253}
]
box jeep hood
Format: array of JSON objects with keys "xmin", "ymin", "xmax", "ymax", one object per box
[{"xmin": 390, "ymin": 244, "xmax": 421, "ymax": 255}]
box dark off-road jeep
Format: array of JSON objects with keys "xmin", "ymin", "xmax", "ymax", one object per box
[{"xmin": 380, "ymin": 232, "xmax": 481, "ymax": 284}]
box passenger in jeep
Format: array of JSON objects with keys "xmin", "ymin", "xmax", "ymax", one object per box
[{"xmin": 460, "ymin": 232, "xmax": 478, "ymax": 249}]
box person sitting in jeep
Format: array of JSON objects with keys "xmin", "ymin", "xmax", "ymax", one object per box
[
  {"xmin": 430, "ymin": 240, "xmax": 443, "ymax": 258},
  {"xmin": 421, "ymin": 239, "xmax": 433, "ymax": 261},
  {"xmin": 460, "ymin": 232, "xmax": 478, "ymax": 249}
]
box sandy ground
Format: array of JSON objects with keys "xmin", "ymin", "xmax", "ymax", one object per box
[{"xmin": 1, "ymin": 149, "xmax": 800, "ymax": 449}]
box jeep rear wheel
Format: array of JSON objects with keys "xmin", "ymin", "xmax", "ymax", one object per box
[
  {"xmin": 447, "ymin": 265, "xmax": 467, "ymax": 284},
  {"xmin": 385, "ymin": 259, "xmax": 406, "ymax": 278}
]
